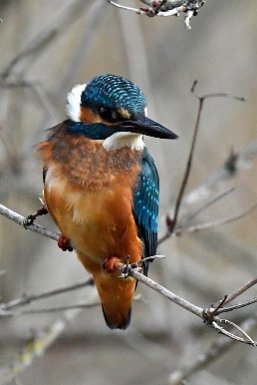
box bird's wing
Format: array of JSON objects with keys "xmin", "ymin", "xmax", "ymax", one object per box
[{"xmin": 133, "ymin": 148, "xmax": 159, "ymax": 275}]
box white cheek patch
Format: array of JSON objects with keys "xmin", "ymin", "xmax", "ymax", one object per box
[
  {"xmin": 103, "ymin": 132, "xmax": 145, "ymax": 151},
  {"xmin": 66, "ymin": 84, "xmax": 87, "ymax": 122}
]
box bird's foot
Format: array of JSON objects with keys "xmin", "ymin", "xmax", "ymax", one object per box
[
  {"xmin": 57, "ymin": 235, "xmax": 73, "ymax": 252},
  {"xmin": 23, "ymin": 206, "xmax": 48, "ymax": 228},
  {"xmin": 118, "ymin": 256, "xmax": 131, "ymax": 278},
  {"xmin": 103, "ymin": 256, "xmax": 121, "ymax": 274},
  {"xmin": 103, "ymin": 256, "xmax": 133, "ymax": 278}
]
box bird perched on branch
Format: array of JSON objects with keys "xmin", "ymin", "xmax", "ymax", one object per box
[{"xmin": 37, "ymin": 74, "xmax": 177, "ymax": 329}]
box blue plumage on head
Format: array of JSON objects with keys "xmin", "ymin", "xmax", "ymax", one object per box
[{"xmin": 81, "ymin": 74, "xmax": 146, "ymax": 115}]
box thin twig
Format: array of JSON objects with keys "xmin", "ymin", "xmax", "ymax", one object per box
[
  {"xmin": 0, "ymin": 303, "xmax": 100, "ymax": 317},
  {"xmin": 0, "ymin": 294, "xmax": 143, "ymax": 317},
  {"xmin": 216, "ymin": 319, "xmax": 255, "ymax": 345},
  {"xmin": 107, "ymin": 0, "xmax": 204, "ymax": 28},
  {"xmin": 0, "ymin": 203, "xmax": 60, "ymax": 241},
  {"xmin": 163, "ymin": 88, "xmax": 246, "ymax": 241},
  {"xmin": 225, "ymin": 278, "xmax": 257, "ymax": 304},
  {"xmin": 0, "ymin": 277, "xmax": 94, "ymax": 311},
  {"xmin": 107, "ymin": 1, "xmax": 146, "ymax": 14},
  {"xmin": 0, "ymin": 320, "xmax": 70, "ymax": 384},
  {"xmin": 211, "ymin": 321, "xmax": 255, "ymax": 345},
  {"xmin": 176, "ymin": 201, "xmax": 257, "ymax": 235},
  {"xmin": 1, "ymin": 31, "xmax": 57, "ymax": 80},
  {"xmin": 147, "ymin": 0, "xmax": 169, "ymax": 16},
  {"xmin": 167, "ymin": 319, "xmax": 257, "ymax": 385},
  {"xmin": 168, "ymin": 93, "xmax": 204, "ymax": 234},
  {"xmin": 215, "ymin": 297, "xmax": 257, "ymax": 316},
  {"xmin": 180, "ymin": 186, "xmax": 236, "ymax": 224}
]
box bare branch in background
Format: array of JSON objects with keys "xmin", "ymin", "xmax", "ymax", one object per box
[
  {"xmin": 0, "ymin": 123, "xmax": 21, "ymax": 174},
  {"xmin": 0, "ymin": 295, "xmax": 142, "ymax": 318},
  {"xmin": 174, "ymin": 139, "xmax": 257, "ymax": 213},
  {"xmin": 107, "ymin": 0, "xmax": 205, "ymax": 29},
  {"xmin": 0, "ymin": 30, "xmax": 57, "ymax": 79},
  {"xmin": 175, "ymin": 201, "xmax": 257, "ymax": 235},
  {"xmin": 159, "ymin": 88, "xmax": 246, "ymax": 245},
  {"xmin": 166, "ymin": 319, "xmax": 257, "ymax": 385},
  {"xmin": 204, "ymin": 278, "xmax": 257, "ymax": 318},
  {"xmin": 179, "ymin": 186, "xmax": 236, "ymax": 224},
  {"xmin": 0, "ymin": 302, "xmax": 97, "ymax": 385},
  {"xmin": 0, "ymin": 277, "xmax": 94, "ymax": 312},
  {"xmin": 225, "ymin": 278, "xmax": 257, "ymax": 303},
  {"xmin": 0, "ymin": 0, "xmax": 91, "ymax": 86},
  {"xmin": 0, "ymin": 320, "xmax": 67, "ymax": 385},
  {"xmin": 0, "ymin": 302, "xmax": 100, "ymax": 317}
]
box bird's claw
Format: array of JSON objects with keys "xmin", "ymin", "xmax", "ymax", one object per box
[
  {"xmin": 57, "ymin": 235, "xmax": 73, "ymax": 252},
  {"xmin": 103, "ymin": 256, "xmax": 132, "ymax": 278},
  {"xmin": 23, "ymin": 206, "xmax": 48, "ymax": 228},
  {"xmin": 103, "ymin": 256, "xmax": 120, "ymax": 273},
  {"xmin": 23, "ymin": 214, "xmax": 36, "ymax": 228},
  {"xmin": 118, "ymin": 256, "xmax": 131, "ymax": 278}
]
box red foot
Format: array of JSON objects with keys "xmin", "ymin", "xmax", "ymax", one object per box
[
  {"xmin": 103, "ymin": 256, "xmax": 120, "ymax": 273},
  {"xmin": 57, "ymin": 235, "xmax": 73, "ymax": 252}
]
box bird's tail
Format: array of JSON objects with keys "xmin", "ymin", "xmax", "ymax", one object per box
[
  {"xmin": 95, "ymin": 273, "xmax": 136, "ymax": 330},
  {"xmin": 76, "ymin": 251, "xmax": 136, "ymax": 329}
]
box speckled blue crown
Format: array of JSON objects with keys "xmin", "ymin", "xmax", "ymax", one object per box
[{"xmin": 81, "ymin": 74, "xmax": 146, "ymax": 115}]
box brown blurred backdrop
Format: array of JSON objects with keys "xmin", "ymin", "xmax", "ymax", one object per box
[{"xmin": 0, "ymin": 1, "xmax": 257, "ymax": 384}]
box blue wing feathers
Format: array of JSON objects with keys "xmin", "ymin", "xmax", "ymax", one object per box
[{"xmin": 133, "ymin": 148, "xmax": 159, "ymax": 275}]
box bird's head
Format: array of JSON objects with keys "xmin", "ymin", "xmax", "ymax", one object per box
[{"xmin": 66, "ymin": 74, "xmax": 177, "ymax": 149}]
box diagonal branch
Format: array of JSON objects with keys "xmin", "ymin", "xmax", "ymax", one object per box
[
  {"xmin": 0, "ymin": 203, "xmax": 60, "ymax": 241},
  {"xmin": 0, "ymin": 302, "xmax": 100, "ymax": 317},
  {"xmin": 0, "ymin": 277, "xmax": 94, "ymax": 312},
  {"xmin": 175, "ymin": 201, "xmax": 257, "ymax": 235},
  {"xmin": 117, "ymin": 263, "xmax": 257, "ymax": 345},
  {"xmin": 1, "ymin": 203, "xmax": 257, "ymax": 345},
  {"xmin": 168, "ymin": 94, "xmax": 204, "ymax": 234},
  {"xmin": 159, "ymin": 87, "xmax": 246, "ymax": 245}
]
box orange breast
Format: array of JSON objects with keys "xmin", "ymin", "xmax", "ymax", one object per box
[{"xmin": 43, "ymin": 172, "xmax": 142, "ymax": 266}]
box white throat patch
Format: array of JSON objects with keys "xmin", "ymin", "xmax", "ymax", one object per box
[
  {"xmin": 66, "ymin": 83, "xmax": 87, "ymax": 122},
  {"xmin": 103, "ymin": 132, "xmax": 145, "ymax": 151}
]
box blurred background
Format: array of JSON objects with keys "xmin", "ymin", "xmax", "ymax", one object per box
[{"xmin": 0, "ymin": 1, "xmax": 257, "ymax": 384}]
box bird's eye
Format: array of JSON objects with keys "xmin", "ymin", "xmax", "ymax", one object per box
[{"xmin": 98, "ymin": 107, "xmax": 119, "ymax": 123}]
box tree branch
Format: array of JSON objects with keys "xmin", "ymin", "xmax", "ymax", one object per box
[
  {"xmin": 0, "ymin": 277, "xmax": 94, "ymax": 312},
  {"xmin": 160, "ymin": 88, "xmax": 246, "ymax": 244},
  {"xmin": 1, "ymin": 201, "xmax": 257, "ymax": 345},
  {"xmin": 0, "ymin": 0, "xmax": 90, "ymax": 82},
  {"xmin": 0, "ymin": 319, "xmax": 66, "ymax": 385},
  {"xmin": 175, "ymin": 201, "xmax": 257, "ymax": 235},
  {"xmin": 0, "ymin": 203, "xmax": 60, "ymax": 241},
  {"xmin": 107, "ymin": 0, "xmax": 205, "ymax": 29}
]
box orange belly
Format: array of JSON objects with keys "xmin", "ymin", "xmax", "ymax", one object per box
[{"xmin": 44, "ymin": 168, "xmax": 142, "ymax": 328}]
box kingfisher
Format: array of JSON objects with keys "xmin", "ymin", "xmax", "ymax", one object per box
[{"xmin": 36, "ymin": 74, "xmax": 177, "ymax": 329}]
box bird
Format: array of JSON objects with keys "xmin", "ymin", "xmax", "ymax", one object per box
[{"xmin": 37, "ymin": 74, "xmax": 177, "ymax": 329}]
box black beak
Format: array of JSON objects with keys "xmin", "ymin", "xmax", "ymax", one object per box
[{"xmin": 115, "ymin": 114, "xmax": 178, "ymax": 140}]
